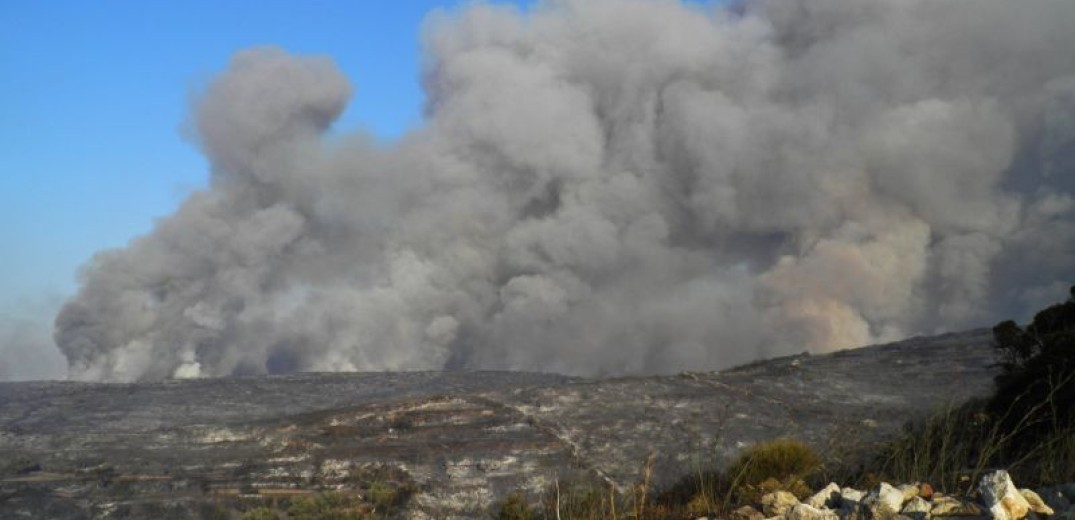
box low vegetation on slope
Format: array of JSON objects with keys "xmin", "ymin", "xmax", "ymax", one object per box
[
  {"xmin": 871, "ymin": 285, "xmax": 1075, "ymax": 491},
  {"xmin": 493, "ymin": 286, "xmax": 1075, "ymax": 519}
]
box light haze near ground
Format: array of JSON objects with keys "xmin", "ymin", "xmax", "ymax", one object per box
[{"xmin": 8, "ymin": 0, "xmax": 1075, "ymax": 381}]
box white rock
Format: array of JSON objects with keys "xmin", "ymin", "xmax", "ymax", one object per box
[
  {"xmin": 930, "ymin": 496, "xmax": 983, "ymax": 517},
  {"xmin": 1020, "ymin": 489, "xmax": 1055, "ymax": 516},
  {"xmin": 838, "ymin": 487, "xmax": 866, "ymax": 519},
  {"xmin": 788, "ymin": 503, "xmax": 840, "ymax": 520},
  {"xmin": 841, "ymin": 488, "xmax": 865, "ymax": 507},
  {"xmin": 808, "ymin": 483, "xmax": 842, "ymax": 510},
  {"xmin": 762, "ymin": 491, "xmax": 800, "ymax": 518},
  {"xmin": 898, "ymin": 484, "xmax": 920, "ymax": 503},
  {"xmin": 979, "ymin": 470, "xmax": 1031, "ymax": 520},
  {"xmin": 732, "ymin": 505, "xmax": 765, "ymax": 520},
  {"xmin": 901, "ymin": 496, "xmax": 931, "ymax": 520},
  {"xmin": 864, "ymin": 482, "xmax": 905, "ymax": 516}
]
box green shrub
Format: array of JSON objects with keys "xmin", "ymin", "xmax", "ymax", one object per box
[
  {"xmin": 369, "ymin": 480, "xmax": 410, "ymax": 511},
  {"xmin": 287, "ymin": 492, "xmax": 367, "ymax": 520},
  {"xmin": 239, "ymin": 507, "xmax": 279, "ymax": 520},
  {"xmin": 344, "ymin": 464, "xmax": 416, "ymax": 514},
  {"xmin": 727, "ymin": 438, "xmax": 821, "ymax": 486}
]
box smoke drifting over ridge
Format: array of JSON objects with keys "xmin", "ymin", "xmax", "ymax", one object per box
[{"xmin": 55, "ymin": 0, "xmax": 1075, "ymax": 381}]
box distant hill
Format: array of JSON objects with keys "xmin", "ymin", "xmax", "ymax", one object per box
[{"xmin": 0, "ymin": 329, "xmax": 996, "ymax": 518}]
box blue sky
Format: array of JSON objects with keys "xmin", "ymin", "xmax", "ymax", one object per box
[{"xmin": 0, "ymin": 1, "xmax": 533, "ymax": 320}]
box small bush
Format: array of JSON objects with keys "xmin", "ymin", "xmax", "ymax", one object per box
[
  {"xmin": 492, "ymin": 491, "xmax": 536, "ymax": 520},
  {"xmin": 657, "ymin": 468, "xmax": 724, "ymax": 517},
  {"xmin": 725, "ymin": 438, "xmax": 820, "ymax": 503},
  {"xmin": 369, "ymin": 480, "xmax": 407, "ymax": 511},
  {"xmin": 239, "ymin": 507, "xmax": 279, "ymax": 520},
  {"xmin": 287, "ymin": 492, "xmax": 368, "ymax": 520}
]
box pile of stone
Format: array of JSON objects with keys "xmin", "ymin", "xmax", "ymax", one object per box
[{"xmin": 721, "ymin": 471, "xmax": 1075, "ymax": 520}]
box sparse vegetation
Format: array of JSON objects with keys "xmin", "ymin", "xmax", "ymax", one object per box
[
  {"xmin": 490, "ymin": 440, "xmax": 823, "ymax": 519},
  {"xmin": 492, "ymin": 287, "xmax": 1075, "ymax": 519},
  {"xmin": 181, "ymin": 464, "xmax": 420, "ymax": 519},
  {"xmin": 856, "ymin": 285, "xmax": 1075, "ymax": 492},
  {"xmin": 348, "ymin": 463, "xmax": 417, "ymax": 515},
  {"xmin": 648, "ymin": 438, "xmax": 821, "ymax": 518},
  {"xmin": 724, "ymin": 438, "xmax": 820, "ymax": 503},
  {"xmin": 286, "ymin": 492, "xmax": 368, "ymax": 520},
  {"xmin": 368, "ymin": 481, "xmax": 403, "ymax": 512},
  {"xmin": 239, "ymin": 507, "xmax": 279, "ymax": 520},
  {"xmin": 493, "ymin": 490, "xmax": 536, "ymax": 520}
]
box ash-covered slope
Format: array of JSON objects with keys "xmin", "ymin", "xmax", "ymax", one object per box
[{"xmin": 0, "ymin": 330, "xmax": 995, "ymax": 518}]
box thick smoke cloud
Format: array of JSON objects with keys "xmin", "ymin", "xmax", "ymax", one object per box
[{"xmin": 55, "ymin": 0, "xmax": 1075, "ymax": 381}]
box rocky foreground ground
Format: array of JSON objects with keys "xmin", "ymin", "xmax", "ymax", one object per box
[
  {"xmin": 722, "ymin": 471, "xmax": 1075, "ymax": 520},
  {"xmin": 0, "ymin": 330, "xmax": 999, "ymax": 518}
]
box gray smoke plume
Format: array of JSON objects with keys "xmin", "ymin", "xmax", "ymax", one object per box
[{"xmin": 55, "ymin": 0, "xmax": 1075, "ymax": 381}]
